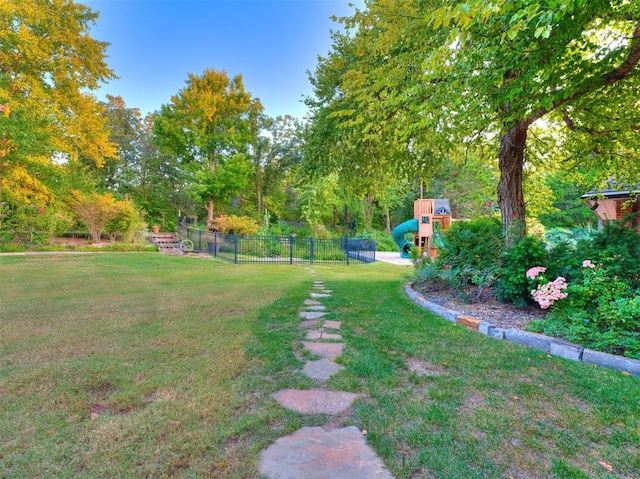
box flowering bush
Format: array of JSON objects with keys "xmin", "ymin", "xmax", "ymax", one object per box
[
  {"xmin": 534, "ymin": 260, "xmax": 640, "ymax": 359},
  {"xmin": 526, "ymin": 266, "xmax": 547, "ymax": 280},
  {"xmin": 526, "ymin": 266, "xmax": 568, "ymax": 310},
  {"xmin": 496, "ymin": 235, "xmax": 548, "ymax": 306}
]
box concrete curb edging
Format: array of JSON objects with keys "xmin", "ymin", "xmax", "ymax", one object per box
[{"xmin": 405, "ymin": 283, "xmax": 640, "ymax": 377}]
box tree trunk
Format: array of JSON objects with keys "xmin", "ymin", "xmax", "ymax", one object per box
[
  {"xmin": 256, "ymin": 183, "xmax": 263, "ymax": 215},
  {"xmin": 497, "ymin": 121, "xmax": 529, "ymax": 245},
  {"xmin": 207, "ymin": 198, "xmax": 215, "ymax": 225},
  {"xmin": 207, "ymin": 150, "xmax": 216, "ymax": 227},
  {"xmin": 385, "ymin": 207, "xmax": 391, "ymax": 234}
]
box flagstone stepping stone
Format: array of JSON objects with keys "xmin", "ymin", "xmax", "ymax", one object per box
[
  {"xmin": 302, "ymin": 341, "xmax": 343, "ymax": 360},
  {"xmin": 299, "ymin": 319, "xmax": 318, "ymax": 329},
  {"xmin": 305, "ymin": 305, "xmax": 327, "ymax": 311},
  {"xmin": 311, "ymin": 293, "xmax": 331, "ymax": 298},
  {"xmin": 299, "ymin": 311, "xmax": 328, "ymax": 320},
  {"xmin": 304, "ymin": 299, "xmax": 322, "ymax": 306},
  {"xmin": 302, "ymin": 360, "xmax": 345, "ymax": 382},
  {"xmin": 306, "ymin": 330, "xmax": 343, "ymax": 340},
  {"xmin": 259, "ymin": 426, "xmax": 395, "ymax": 479},
  {"xmin": 272, "ymin": 389, "xmax": 357, "ymax": 415},
  {"xmin": 322, "ymin": 320, "xmax": 341, "ymax": 330}
]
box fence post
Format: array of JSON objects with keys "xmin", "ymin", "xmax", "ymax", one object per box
[
  {"xmin": 198, "ymin": 229, "xmax": 202, "ymax": 253},
  {"xmin": 234, "ymin": 235, "xmax": 238, "ymax": 264},
  {"xmin": 346, "ymin": 237, "xmax": 350, "ymax": 265},
  {"xmin": 289, "ymin": 235, "xmax": 294, "ymax": 265},
  {"xmin": 310, "ymin": 237, "xmax": 314, "ymax": 264},
  {"xmin": 214, "ymin": 232, "xmax": 218, "ymax": 257}
]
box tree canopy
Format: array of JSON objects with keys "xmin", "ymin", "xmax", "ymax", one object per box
[
  {"xmin": 153, "ymin": 69, "xmax": 263, "ymax": 225},
  {"xmin": 308, "ymin": 0, "xmax": 640, "ymax": 241},
  {"xmin": 0, "ymin": 0, "xmax": 119, "ymax": 238}
]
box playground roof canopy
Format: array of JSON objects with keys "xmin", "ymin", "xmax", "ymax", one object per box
[{"xmin": 434, "ymin": 199, "xmax": 452, "ymax": 215}]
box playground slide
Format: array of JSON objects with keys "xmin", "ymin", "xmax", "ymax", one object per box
[{"xmin": 391, "ymin": 218, "xmax": 419, "ymax": 258}]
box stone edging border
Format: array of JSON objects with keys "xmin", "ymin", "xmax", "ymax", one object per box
[{"xmin": 405, "ymin": 283, "xmax": 640, "ymax": 378}]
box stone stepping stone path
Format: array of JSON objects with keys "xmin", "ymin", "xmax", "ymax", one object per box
[
  {"xmin": 260, "ymin": 426, "xmax": 395, "ymax": 479},
  {"xmin": 272, "ymin": 389, "xmax": 358, "ymax": 415},
  {"xmin": 306, "ymin": 330, "xmax": 342, "ymax": 340},
  {"xmin": 310, "ymin": 292, "xmax": 331, "ymax": 298},
  {"xmin": 259, "ymin": 279, "xmax": 395, "ymax": 479},
  {"xmin": 322, "ymin": 320, "xmax": 341, "ymax": 330},
  {"xmin": 299, "ymin": 311, "xmax": 328, "ymax": 320},
  {"xmin": 302, "ymin": 341, "xmax": 344, "ymax": 360},
  {"xmin": 306, "ymin": 305, "xmax": 327, "ymax": 311},
  {"xmin": 302, "ymin": 359, "xmax": 344, "ymax": 382}
]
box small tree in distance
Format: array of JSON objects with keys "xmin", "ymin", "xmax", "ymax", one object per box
[{"xmin": 69, "ymin": 191, "xmax": 119, "ymax": 243}]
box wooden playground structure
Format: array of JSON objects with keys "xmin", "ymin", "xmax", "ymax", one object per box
[{"xmin": 392, "ymin": 198, "xmax": 452, "ymax": 258}]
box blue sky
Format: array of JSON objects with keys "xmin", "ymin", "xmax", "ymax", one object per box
[{"xmin": 84, "ymin": 0, "xmax": 360, "ymax": 119}]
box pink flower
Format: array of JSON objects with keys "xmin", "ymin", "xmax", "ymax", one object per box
[
  {"xmin": 582, "ymin": 260, "xmax": 595, "ymax": 268},
  {"xmin": 37, "ymin": 208, "xmax": 45, "ymax": 215},
  {"xmin": 531, "ymin": 276, "xmax": 568, "ymax": 309},
  {"xmin": 526, "ymin": 266, "xmax": 547, "ymax": 280}
]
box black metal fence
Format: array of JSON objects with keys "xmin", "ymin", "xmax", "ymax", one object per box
[{"xmin": 178, "ymin": 225, "xmax": 376, "ymax": 265}]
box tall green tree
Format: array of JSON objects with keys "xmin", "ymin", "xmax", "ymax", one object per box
[
  {"xmin": 0, "ymin": 0, "xmax": 117, "ymax": 240},
  {"xmin": 153, "ymin": 69, "xmax": 262, "ymax": 225},
  {"xmin": 99, "ymin": 95, "xmax": 142, "ymax": 192},
  {"xmin": 0, "ymin": 0, "xmax": 116, "ymax": 206},
  {"xmin": 315, "ymin": 0, "xmax": 640, "ymax": 243},
  {"xmin": 252, "ymin": 114, "xmax": 304, "ymax": 219}
]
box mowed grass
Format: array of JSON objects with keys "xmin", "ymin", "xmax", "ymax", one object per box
[
  {"xmin": 318, "ymin": 265, "xmax": 640, "ymax": 479},
  {"xmin": 2, "ymin": 254, "xmax": 640, "ymax": 478},
  {"xmin": 1, "ymin": 253, "xmax": 312, "ymax": 478}
]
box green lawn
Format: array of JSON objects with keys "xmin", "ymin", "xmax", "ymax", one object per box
[{"xmin": 1, "ymin": 254, "xmax": 639, "ymax": 478}]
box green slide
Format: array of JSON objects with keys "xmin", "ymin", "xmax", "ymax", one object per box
[{"xmin": 391, "ymin": 219, "xmax": 419, "ymax": 258}]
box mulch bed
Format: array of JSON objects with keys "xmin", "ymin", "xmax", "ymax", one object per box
[{"xmin": 414, "ymin": 282, "xmax": 547, "ymax": 330}]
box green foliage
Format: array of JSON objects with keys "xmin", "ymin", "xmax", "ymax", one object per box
[
  {"xmin": 496, "ymin": 235, "xmax": 549, "ymax": 306},
  {"xmin": 308, "ymin": 0, "xmax": 640, "ymax": 238},
  {"xmin": 69, "ymin": 190, "xmax": 120, "ymax": 243},
  {"xmin": 297, "ymin": 173, "xmax": 339, "ymax": 231},
  {"xmin": 105, "ymin": 196, "xmax": 148, "ymax": 244},
  {"xmin": 210, "ymin": 214, "xmax": 259, "ymax": 235},
  {"xmin": 354, "ymin": 230, "xmax": 396, "ymax": 252},
  {"xmin": 538, "ymin": 174, "xmax": 597, "ymax": 229},
  {"xmin": 0, "ymin": 0, "xmax": 116, "ymax": 168},
  {"xmin": 539, "ymin": 264, "xmax": 640, "ymax": 359},
  {"xmin": 0, "ymin": 200, "xmax": 73, "ymax": 245},
  {"xmin": 574, "ymin": 222, "xmax": 640, "ymax": 288},
  {"xmin": 152, "ymin": 68, "xmax": 262, "ymax": 221},
  {"xmin": 414, "ymin": 217, "xmax": 504, "ymax": 297}
]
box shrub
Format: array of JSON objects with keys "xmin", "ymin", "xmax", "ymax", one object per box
[
  {"xmin": 210, "ymin": 215, "xmax": 259, "ymax": 235},
  {"xmin": 69, "ymin": 191, "xmax": 120, "ymax": 243},
  {"xmin": 354, "ymin": 230, "xmax": 396, "ymax": 252},
  {"xmin": 496, "ymin": 234, "xmax": 548, "ymax": 307},
  {"xmin": 106, "ymin": 197, "xmax": 147, "ymax": 244},
  {"xmin": 573, "ymin": 222, "xmax": 640, "ymax": 288},
  {"xmin": 414, "ymin": 217, "xmax": 503, "ymax": 299},
  {"xmin": 537, "ymin": 261, "xmax": 640, "ymax": 359}
]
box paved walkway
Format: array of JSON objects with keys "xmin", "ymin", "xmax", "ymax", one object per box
[
  {"xmin": 258, "ymin": 278, "xmax": 395, "ymax": 479},
  {"xmin": 375, "ymin": 251, "xmax": 414, "ymax": 266}
]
